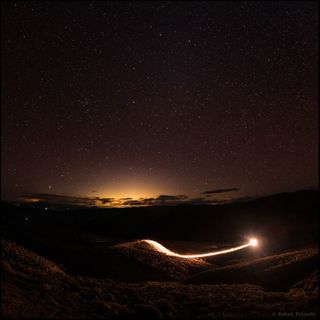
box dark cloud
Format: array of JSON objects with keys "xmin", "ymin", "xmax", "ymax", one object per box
[
  {"xmin": 121, "ymin": 200, "xmax": 147, "ymax": 206},
  {"xmin": 99, "ymin": 197, "xmax": 114, "ymax": 204},
  {"xmin": 156, "ymin": 195, "xmax": 188, "ymax": 201},
  {"xmin": 21, "ymin": 193, "xmax": 113, "ymax": 206},
  {"xmin": 122, "ymin": 195, "xmax": 188, "ymax": 206},
  {"xmin": 201, "ymin": 187, "xmax": 239, "ymax": 195},
  {"xmin": 122, "ymin": 198, "xmax": 155, "ymax": 206},
  {"xmin": 122, "ymin": 196, "xmax": 230, "ymax": 206},
  {"xmin": 182, "ymin": 198, "xmax": 229, "ymax": 205},
  {"xmin": 122, "ymin": 195, "xmax": 191, "ymax": 206},
  {"xmin": 142, "ymin": 198, "xmax": 155, "ymax": 202},
  {"xmin": 191, "ymin": 197, "xmax": 205, "ymax": 201}
]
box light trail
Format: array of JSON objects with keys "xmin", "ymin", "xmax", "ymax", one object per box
[{"xmin": 142, "ymin": 238, "xmax": 258, "ymax": 259}]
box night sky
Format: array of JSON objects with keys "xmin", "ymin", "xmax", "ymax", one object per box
[{"xmin": 1, "ymin": 1, "xmax": 318, "ymax": 207}]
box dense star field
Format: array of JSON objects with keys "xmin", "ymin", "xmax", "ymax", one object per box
[
  {"xmin": 1, "ymin": 3, "xmax": 318, "ymax": 319},
  {"xmin": 1, "ymin": 1, "xmax": 318, "ymax": 207}
]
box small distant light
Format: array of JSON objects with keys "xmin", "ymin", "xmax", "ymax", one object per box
[
  {"xmin": 45, "ymin": 207, "xmax": 48, "ymax": 210},
  {"xmin": 25, "ymin": 217, "xmax": 28, "ymax": 221},
  {"xmin": 250, "ymin": 238, "xmax": 258, "ymax": 247}
]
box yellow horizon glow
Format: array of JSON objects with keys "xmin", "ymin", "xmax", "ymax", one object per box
[
  {"xmin": 93, "ymin": 175, "xmax": 179, "ymax": 202},
  {"xmin": 22, "ymin": 198, "xmax": 40, "ymax": 203}
]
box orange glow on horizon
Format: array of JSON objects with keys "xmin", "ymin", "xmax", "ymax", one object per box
[{"xmin": 22, "ymin": 198, "xmax": 40, "ymax": 203}]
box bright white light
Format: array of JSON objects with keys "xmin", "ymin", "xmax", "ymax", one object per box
[
  {"xmin": 142, "ymin": 239, "xmax": 254, "ymax": 259},
  {"xmin": 250, "ymin": 238, "xmax": 258, "ymax": 247}
]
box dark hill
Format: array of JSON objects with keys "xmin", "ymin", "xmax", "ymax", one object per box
[{"xmin": 2, "ymin": 238, "xmax": 318, "ymax": 319}]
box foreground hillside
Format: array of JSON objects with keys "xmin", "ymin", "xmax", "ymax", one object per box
[
  {"xmin": 186, "ymin": 246, "xmax": 318, "ymax": 290},
  {"xmin": 1, "ymin": 239, "xmax": 318, "ymax": 319},
  {"xmin": 1, "ymin": 190, "xmax": 318, "ymax": 318}
]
